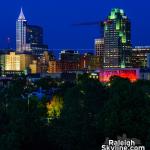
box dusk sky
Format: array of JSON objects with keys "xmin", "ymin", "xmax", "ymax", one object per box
[{"xmin": 0, "ymin": 0, "xmax": 150, "ymax": 49}]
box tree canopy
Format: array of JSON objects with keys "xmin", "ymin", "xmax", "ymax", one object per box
[{"xmin": 0, "ymin": 75, "xmax": 150, "ymax": 149}]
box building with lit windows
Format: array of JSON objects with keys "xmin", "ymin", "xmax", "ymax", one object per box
[
  {"xmin": 80, "ymin": 53, "xmax": 102, "ymax": 71},
  {"xmin": 16, "ymin": 8, "xmax": 48, "ymax": 55},
  {"xmin": 95, "ymin": 38, "xmax": 104, "ymax": 57},
  {"xmin": 26, "ymin": 25, "xmax": 48, "ymax": 56},
  {"xmin": 29, "ymin": 51, "xmax": 53, "ymax": 74},
  {"xmin": 132, "ymin": 46, "xmax": 150, "ymax": 68},
  {"xmin": 4, "ymin": 52, "xmax": 33, "ymax": 72},
  {"xmin": 48, "ymin": 60, "xmax": 58, "ymax": 73},
  {"xmin": 16, "ymin": 8, "xmax": 27, "ymax": 52},
  {"xmin": 48, "ymin": 50, "xmax": 80, "ymax": 73},
  {"xmin": 26, "ymin": 25, "xmax": 43, "ymax": 44},
  {"xmin": 48, "ymin": 52, "xmax": 101, "ymax": 73},
  {"xmin": 29, "ymin": 60, "xmax": 41, "ymax": 74},
  {"xmin": 95, "ymin": 38, "xmax": 104, "ymax": 67},
  {"xmin": 103, "ymin": 8, "xmax": 132, "ymax": 68}
]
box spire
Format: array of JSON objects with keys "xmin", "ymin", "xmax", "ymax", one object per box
[{"xmin": 18, "ymin": 8, "xmax": 26, "ymax": 20}]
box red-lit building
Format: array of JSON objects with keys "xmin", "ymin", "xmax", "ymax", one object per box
[{"xmin": 99, "ymin": 68, "xmax": 140, "ymax": 82}]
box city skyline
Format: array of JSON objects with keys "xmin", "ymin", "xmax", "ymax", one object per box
[{"xmin": 0, "ymin": 0, "xmax": 150, "ymax": 49}]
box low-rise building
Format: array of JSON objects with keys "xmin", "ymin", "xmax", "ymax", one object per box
[{"xmin": 0, "ymin": 52, "xmax": 33, "ymax": 74}]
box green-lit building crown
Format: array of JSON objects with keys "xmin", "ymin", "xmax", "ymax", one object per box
[
  {"xmin": 108, "ymin": 8, "xmax": 125, "ymax": 20},
  {"xmin": 103, "ymin": 8, "xmax": 132, "ymax": 68}
]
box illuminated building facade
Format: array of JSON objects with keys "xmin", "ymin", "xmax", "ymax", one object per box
[
  {"xmin": 132, "ymin": 46, "xmax": 150, "ymax": 68},
  {"xmin": 48, "ymin": 60, "xmax": 57, "ymax": 73},
  {"xmin": 39, "ymin": 51, "xmax": 50, "ymax": 73},
  {"xmin": 103, "ymin": 8, "xmax": 132, "ymax": 68},
  {"xmin": 95, "ymin": 38, "xmax": 104, "ymax": 67},
  {"xmin": 99, "ymin": 68, "xmax": 140, "ymax": 82},
  {"xmin": 29, "ymin": 60, "xmax": 41, "ymax": 74},
  {"xmin": 5, "ymin": 52, "xmax": 21, "ymax": 71},
  {"xmin": 16, "ymin": 8, "xmax": 48, "ymax": 55},
  {"xmin": 16, "ymin": 8, "xmax": 27, "ymax": 52},
  {"xmin": 4, "ymin": 52, "xmax": 33, "ymax": 71},
  {"xmin": 29, "ymin": 51, "xmax": 53, "ymax": 74},
  {"xmin": 48, "ymin": 60, "xmax": 80, "ymax": 73},
  {"xmin": 95, "ymin": 38, "xmax": 104, "ymax": 57}
]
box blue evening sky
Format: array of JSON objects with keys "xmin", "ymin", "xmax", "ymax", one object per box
[{"xmin": 0, "ymin": 0, "xmax": 149, "ymax": 50}]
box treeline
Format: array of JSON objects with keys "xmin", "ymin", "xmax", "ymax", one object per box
[{"xmin": 0, "ymin": 75, "xmax": 150, "ymax": 149}]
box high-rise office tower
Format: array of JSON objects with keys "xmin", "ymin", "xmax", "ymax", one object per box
[
  {"xmin": 26, "ymin": 25, "xmax": 43, "ymax": 45},
  {"xmin": 103, "ymin": 8, "xmax": 132, "ymax": 68},
  {"xmin": 26, "ymin": 25, "xmax": 48, "ymax": 56},
  {"xmin": 16, "ymin": 8, "xmax": 27, "ymax": 52},
  {"xmin": 16, "ymin": 8, "xmax": 48, "ymax": 55}
]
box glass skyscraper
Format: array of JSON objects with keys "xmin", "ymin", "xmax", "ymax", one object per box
[
  {"xmin": 103, "ymin": 8, "xmax": 132, "ymax": 68},
  {"xmin": 26, "ymin": 25, "xmax": 48, "ymax": 56},
  {"xmin": 26, "ymin": 25, "xmax": 43, "ymax": 45},
  {"xmin": 16, "ymin": 8, "xmax": 48, "ymax": 55},
  {"xmin": 16, "ymin": 8, "xmax": 27, "ymax": 52}
]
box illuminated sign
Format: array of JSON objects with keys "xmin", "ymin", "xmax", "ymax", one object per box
[{"xmin": 99, "ymin": 69, "xmax": 140, "ymax": 82}]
